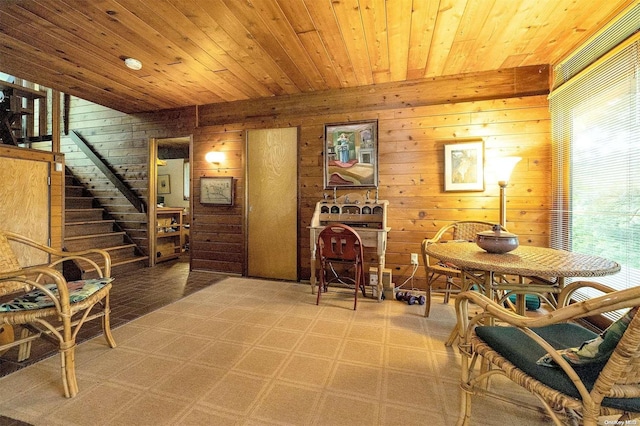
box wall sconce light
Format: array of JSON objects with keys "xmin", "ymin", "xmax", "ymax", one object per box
[
  {"xmin": 205, "ymin": 151, "xmax": 225, "ymax": 164},
  {"xmin": 493, "ymin": 156, "xmax": 521, "ymax": 228}
]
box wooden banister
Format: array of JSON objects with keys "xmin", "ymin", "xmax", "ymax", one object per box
[{"xmin": 69, "ymin": 130, "xmax": 146, "ymax": 213}]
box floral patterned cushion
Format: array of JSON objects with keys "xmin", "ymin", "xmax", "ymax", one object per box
[
  {"xmin": 0, "ymin": 278, "xmax": 113, "ymax": 312},
  {"xmin": 537, "ymin": 306, "xmax": 639, "ymax": 367}
]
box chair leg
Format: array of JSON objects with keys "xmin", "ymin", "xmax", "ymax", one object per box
[
  {"xmin": 443, "ymin": 276, "xmax": 454, "ymax": 304},
  {"xmin": 424, "ymin": 274, "xmax": 434, "ymax": 317},
  {"xmin": 316, "ymin": 266, "xmax": 324, "ymax": 305},
  {"xmin": 17, "ymin": 327, "xmax": 32, "ymax": 362},
  {"xmin": 61, "ymin": 343, "xmax": 78, "ymax": 398},
  {"xmin": 102, "ymin": 295, "xmax": 117, "ymax": 348},
  {"xmin": 456, "ymin": 347, "xmax": 473, "ymax": 425},
  {"xmin": 353, "ymin": 262, "xmax": 360, "ymax": 310}
]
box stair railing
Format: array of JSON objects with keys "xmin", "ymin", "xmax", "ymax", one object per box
[{"xmin": 69, "ymin": 130, "xmax": 146, "ymax": 213}]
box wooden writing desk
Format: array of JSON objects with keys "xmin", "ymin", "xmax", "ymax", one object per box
[{"xmin": 309, "ymin": 197, "xmax": 390, "ymax": 301}]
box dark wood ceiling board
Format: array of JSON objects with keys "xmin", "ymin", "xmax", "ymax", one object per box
[
  {"xmin": 0, "ymin": 39, "xmax": 160, "ymax": 113},
  {"xmin": 64, "ymin": 0, "xmax": 224, "ymax": 106},
  {"xmin": 0, "ymin": 2, "xmax": 178, "ymax": 110},
  {"xmin": 105, "ymin": 1, "xmax": 239, "ymax": 103},
  {"xmin": 26, "ymin": 0, "xmax": 198, "ymax": 109}
]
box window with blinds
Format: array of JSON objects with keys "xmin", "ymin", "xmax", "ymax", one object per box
[{"xmin": 549, "ymin": 35, "xmax": 640, "ymax": 307}]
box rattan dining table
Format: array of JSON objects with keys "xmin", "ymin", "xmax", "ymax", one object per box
[{"xmin": 425, "ymin": 242, "xmax": 621, "ymax": 345}]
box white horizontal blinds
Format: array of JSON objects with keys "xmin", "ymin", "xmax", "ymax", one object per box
[
  {"xmin": 549, "ymin": 38, "xmax": 640, "ymax": 301},
  {"xmin": 552, "ymin": 2, "xmax": 640, "ymax": 89}
]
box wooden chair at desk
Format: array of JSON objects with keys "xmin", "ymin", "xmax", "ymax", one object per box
[
  {"xmin": 421, "ymin": 221, "xmax": 507, "ymax": 317},
  {"xmin": 316, "ymin": 223, "xmax": 366, "ymax": 310}
]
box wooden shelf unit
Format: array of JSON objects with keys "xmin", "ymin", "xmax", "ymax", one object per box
[{"xmin": 156, "ymin": 207, "xmax": 184, "ymax": 262}]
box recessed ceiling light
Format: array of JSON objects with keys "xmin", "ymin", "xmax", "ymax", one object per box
[{"xmin": 124, "ymin": 57, "xmax": 142, "ymax": 70}]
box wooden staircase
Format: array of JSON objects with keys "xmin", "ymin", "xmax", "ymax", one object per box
[{"xmin": 65, "ymin": 170, "xmax": 149, "ymax": 276}]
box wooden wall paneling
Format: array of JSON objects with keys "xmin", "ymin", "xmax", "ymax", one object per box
[
  {"xmin": 62, "ymin": 67, "xmax": 550, "ymax": 291},
  {"xmin": 190, "ymin": 125, "xmax": 245, "ymax": 274}
]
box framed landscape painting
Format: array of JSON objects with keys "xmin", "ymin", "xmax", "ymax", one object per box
[{"xmin": 324, "ymin": 120, "xmax": 378, "ymax": 188}]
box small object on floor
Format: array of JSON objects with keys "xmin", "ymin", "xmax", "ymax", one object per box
[
  {"xmin": 395, "ymin": 291, "xmax": 426, "ymax": 305},
  {"xmin": 507, "ymin": 294, "xmax": 541, "ymax": 311}
]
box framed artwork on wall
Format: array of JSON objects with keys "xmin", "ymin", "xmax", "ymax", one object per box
[
  {"xmin": 157, "ymin": 174, "xmax": 171, "ymax": 194},
  {"xmin": 324, "ymin": 120, "xmax": 378, "ymax": 188},
  {"xmin": 443, "ymin": 140, "xmax": 485, "ymax": 192},
  {"xmin": 200, "ymin": 177, "xmax": 234, "ymax": 205}
]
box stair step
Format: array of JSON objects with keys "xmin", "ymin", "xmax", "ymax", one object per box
[
  {"xmin": 66, "ymin": 208, "xmax": 104, "ymax": 222},
  {"xmin": 65, "ymin": 186, "xmax": 85, "ymax": 197},
  {"xmin": 66, "ymin": 197, "xmax": 94, "ymax": 209},
  {"xmin": 65, "ymin": 231, "xmax": 125, "ymax": 241},
  {"xmin": 76, "ymin": 244, "xmax": 143, "ymax": 265},
  {"xmin": 64, "ymin": 168, "xmax": 149, "ymax": 276},
  {"xmin": 65, "ymin": 220, "xmax": 115, "ymax": 237},
  {"xmin": 65, "ymin": 232, "xmax": 126, "ymax": 251}
]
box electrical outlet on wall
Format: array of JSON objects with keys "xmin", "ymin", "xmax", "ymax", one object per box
[{"xmin": 411, "ymin": 253, "xmax": 418, "ymax": 265}]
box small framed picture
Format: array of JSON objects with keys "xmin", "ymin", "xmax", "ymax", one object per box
[
  {"xmin": 200, "ymin": 177, "xmax": 234, "ymax": 205},
  {"xmin": 444, "ymin": 141, "xmax": 484, "ymax": 192},
  {"xmin": 157, "ymin": 174, "xmax": 171, "ymax": 194}
]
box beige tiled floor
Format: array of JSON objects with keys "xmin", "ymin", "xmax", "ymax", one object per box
[{"xmin": 0, "ymin": 277, "xmax": 552, "ymax": 425}]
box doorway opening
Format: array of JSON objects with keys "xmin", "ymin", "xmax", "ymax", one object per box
[{"xmin": 149, "ymin": 136, "xmax": 192, "ymax": 267}]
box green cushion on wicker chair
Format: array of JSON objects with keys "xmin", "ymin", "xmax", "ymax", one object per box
[{"xmin": 476, "ymin": 323, "xmax": 640, "ymax": 413}]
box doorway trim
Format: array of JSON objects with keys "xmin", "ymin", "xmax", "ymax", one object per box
[{"xmin": 148, "ymin": 135, "xmax": 193, "ymax": 267}]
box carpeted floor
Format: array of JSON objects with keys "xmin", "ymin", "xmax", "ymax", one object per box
[{"xmin": 0, "ymin": 277, "xmax": 552, "ymax": 425}]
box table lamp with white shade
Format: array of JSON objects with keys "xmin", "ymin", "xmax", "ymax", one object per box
[{"xmin": 493, "ymin": 156, "xmax": 521, "ymax": 228}]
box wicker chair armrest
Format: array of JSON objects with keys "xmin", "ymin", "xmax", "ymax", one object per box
[
  {"xmin": 4, "ymin": 231, "xmax": 111, "ymax": 277},
  {"xmin": 556, "ymin": 280, "xmax": 617, "ymax": 308},
  {"xmin": 0, "ymin": 266, "xmax": 71, "ymax": 314},
  {"xmin": 456, "ymin": 282, "xmax": 640, "ymax": 338},
  {"xmin": 48, "ymin": 249, "xmax": 112, "ymax": 278}
]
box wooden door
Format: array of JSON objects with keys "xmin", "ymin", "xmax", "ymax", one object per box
[
  {"xmin": 0, "ymin": 157, "xmax": 49, "ymax": 266},
  {"xmin": 247, "ymin": 127, "xmax": 298, "ymax": 280}
]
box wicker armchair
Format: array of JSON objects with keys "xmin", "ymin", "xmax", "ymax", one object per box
[
  {"xmin": 422, "ymin": 221, "xmax": 506, "ymax": 317},
  {"xmin": 455, "ymin": 281, "xmax": 640, "ymax": 425},
  {"xmin": 0, "ymin": 230, "xmax": 116, "ymax": 397}
]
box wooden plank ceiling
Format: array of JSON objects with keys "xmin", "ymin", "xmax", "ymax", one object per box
[{"xmin": 0, "ymin": 0, "xmax": 634, "ymax": 114}]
